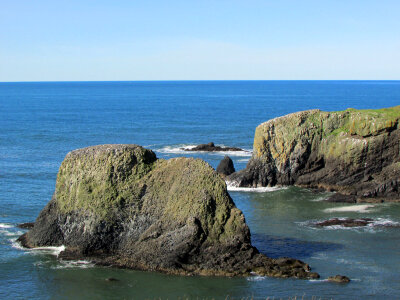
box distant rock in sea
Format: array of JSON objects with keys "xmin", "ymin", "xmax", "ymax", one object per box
[
  {"xmin": 228, "ymin": 106, "xmax": 400, "ymax": 203},
  {"xmin": 216, "ymin": 156, "xmax": 235, "ymax": 176},
  {"xmin": 181, "ymin": 142, "xmax": 244, "ymax": 152},
  {"xmin": 18, "ymin": 144, "xmax": 318, "ymax": 279},
  {"xmin": 328, "ymin": 275, "xmax": 351, "ymax": 283}
]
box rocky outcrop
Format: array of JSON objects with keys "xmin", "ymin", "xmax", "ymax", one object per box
[
  {"xmin": 181, "ymin": 142, "xmax": 244, "ymax": 152},
  {"xmin": 216, "ymin": 156, "xmax": 236, "ymax": 176},
  {"xmin": 328, "ymin": 275, "xmax": 351, "ymax": 283},
  {"xmin": 228, "ymin": 106, "xmax": 400, "ymax": 202},
  {"xmin": 18, "ymin": 144, "xmax": 318, "ymax": 279}
]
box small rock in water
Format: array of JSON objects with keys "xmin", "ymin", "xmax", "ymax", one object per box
[
  {"xmin": 105, "ymin": 277, "xmax": 119, "ymax": 282},
  {"xmin": 17, "ymin": 222, "xmax": 35, "ymax": 229},
  {"xmin": 181, "ymin": 142, "xmax": 244, "ymax": 152},
  {"xmin": 216, "ymin": 156, "xmax": 235, "ymax": 176},
  {"xmin": 315, "ymin": 218, "xmax": 374, "ymax": 227},
  {"xmin": 328, "ymin": 275, "xmax": 350, "ymax": 283}
]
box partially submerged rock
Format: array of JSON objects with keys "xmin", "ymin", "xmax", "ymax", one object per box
[
  {"xmin": 18, "ymin": 144, "xmax": 318, "ymax": 279},
  {"xmin": 216, "ymin": 156, "xmax": 236, "ymax": 176},
  {"xmin": 228, "ymin": 106, "xmax": 400, "ymax": 203},
  {"xmin": 181, "ymin": 142, "xmax": 244, "ymax": 152},
  {"xmin": 315, "ymin": 218, "xmax": 373, "ymax": 227},
  {"xmin": 328, "ymin": 275, "xmax": 351, "ymax": 283},
  {"xmin": 17, "ymin": 222, "xmax": 35, "ymax": 229}
]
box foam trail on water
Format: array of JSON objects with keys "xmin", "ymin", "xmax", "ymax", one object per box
[
  {"xmin": 323, "ymin": 204, "xmax": 375, "ymax": 213},
  {"xmin": 12, "ymin": 242, "xmax": 66, "ymax": 256},
  {"xmin": 310, "ymin": 195, "xmax": 330, "ymax": 202},
  {"xmin": 0, "ymin": 229, "xmax": 24, "ymax": 236},
  {"xmin": 53, "ymin": 260, "xmax": 94, "ymax": 269},
  {"xmin": 0, "ymin": 223, "xmax": 13, "ymax": 229},
  {"xmin": 226, "ymin": 181, "xmax": 286, "ymax": 193},
  {"xmin": 157, "ymin": 144, "xmax": 253, "ymax": 157},
  {"xmin": 31, "ymin": 245, "xmax": 66, "ymax": 256}
]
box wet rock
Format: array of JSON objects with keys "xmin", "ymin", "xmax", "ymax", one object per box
[
  {"xmin": 18, "ymin": 144, "xmax": 317, "ymax": 279},
  {"xmin": 216, "ymin": 156, "xmax": 236, "ymax": 176},
  {"xmin": 181, "ymin": 142, "xmax": 244, "ymax": 152},
  {"xmin": 328, "ymin": 275, "xmax": 351, "ymax": 283},
  {"xmin": 17, "ymin": 222, "xmax": 35, "ymax": 229},
  {"xmin": 315, "ymin": 218, "xmax": 374, "ymax": 227}
]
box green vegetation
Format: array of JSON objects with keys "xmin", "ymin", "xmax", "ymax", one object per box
[
  {"xmin": 54, "ymin": 144, "xmax": 245, "ymax": 244},
  {"xmin": 253, "ymin": 105, "xmax": 400, "ymax": 164}
]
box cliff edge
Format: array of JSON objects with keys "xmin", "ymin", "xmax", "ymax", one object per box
[{"xmin": 229, "ymin": 106, "xmax": 400, "ymax": 202}]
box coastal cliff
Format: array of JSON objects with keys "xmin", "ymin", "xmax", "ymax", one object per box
[
  {"xmin": 18, "ymin": 144, "xmax": 318, "ymax": 279},
  {"xmin": 228, "ymin": 106, "xmax": 400, "ymax": 202}
]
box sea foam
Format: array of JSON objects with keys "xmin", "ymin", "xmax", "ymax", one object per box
[
  {"xmin": 157, "ymin": 144, "xmax": 253, "ymax": 157},
  {"xmin": 226, "ymin": 181, "xmax": 286, "ymax": 192},
  {"xmin": 323, "ymin": 204, "xmax": 375, "ymax": 213},
  {"xmin": 0, "ymin": 223, "xmax": 13, "ymax": 229}
]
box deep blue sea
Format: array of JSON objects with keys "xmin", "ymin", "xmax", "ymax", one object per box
[{"xmin": 1, "ymin": 81, "xmax": 400, "ymax": 299}]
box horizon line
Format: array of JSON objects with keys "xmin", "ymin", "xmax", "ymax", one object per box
[{"xmin": 1, "ymin": 79, "xmax": 400, "ymax": 83}]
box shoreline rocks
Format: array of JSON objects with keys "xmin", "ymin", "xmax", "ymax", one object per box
[
  {"xmin": 228, "ymin": 106, "xmax": 400, "ymax": 203},
  {"xmin": 18, "ymin": 144, "xmax": 318, "ymax": 279},
  {"xmin": 181, "ymin": 142, "xmax": 244, "ymax": 152}
]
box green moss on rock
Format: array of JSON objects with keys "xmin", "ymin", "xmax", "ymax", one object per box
[
  {"xmin": 21, "ymin": 144, "xmax": 319, "ymax": 278},
  {"xmin": 231, "ymin": 106, "xmax": 400, "ymax": 201}
]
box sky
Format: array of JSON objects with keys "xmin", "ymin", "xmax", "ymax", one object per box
[{"xmin": 0, "ymin": 0, "xmax": 399, "ymax": 81}]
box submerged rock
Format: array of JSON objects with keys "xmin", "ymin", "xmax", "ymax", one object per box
[
  {"xmin": 228, "ymin": 106, "xmax": 400, "ymax": 203},
  {"xmin": 216, "ymin": 156, "xmax": 236, "ymax": 176},
  {"xmin": 328, "ymin": 275, "xmax": 351, "ymax": 283},
  {"xmin": 315, "ymin": 218, "xmax": 374, "ymax": 227},
  {"xmin": 181, "ymin": 142, "xmax": 244, "ymax": 152},
  {"xmin": 18, "ymin": 144, "xmax": 318, "ymax": 279}
]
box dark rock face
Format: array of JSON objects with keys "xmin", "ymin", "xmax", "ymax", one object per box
[
  {"xmin": 328, "ymin": 275, "xmax": 351, "ymax": 283},
  {"xmin": 216, "ymin": 156, "xmax": 236, "ymax": 176},
  {"xmin": 228, "ymin": 107, "xmax": 400, "ymax": 203},
  {"xmin": 181, "ymin": 142, "xmax": 244, "ymax": 152},
  {"xmin": 18, "ymin": 144, "xmax": 318, "ymax": 279}
]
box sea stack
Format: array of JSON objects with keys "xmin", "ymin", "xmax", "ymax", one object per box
[
  {"xmin": 18, "ymin": 144, "xmax": 318, "ymax": 278},
  {"xmin": 228, "ymin": 106, "xmax": 400, "ymax": 203}
]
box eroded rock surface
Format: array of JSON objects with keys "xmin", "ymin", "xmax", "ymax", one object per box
[
  {"xmin": 18, "ymin": 144, "xmax": 318, "ymax": 279},
  {"xmin": 228, "ymin": 106, "xmax": 400, "ymax": 203}
]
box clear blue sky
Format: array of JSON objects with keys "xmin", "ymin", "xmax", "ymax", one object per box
[{"xmin": 1, "ymin": 0, "xmax": 399, "ymax": 81}]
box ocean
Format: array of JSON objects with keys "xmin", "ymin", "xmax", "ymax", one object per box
[{"xmin": 1, "ymin": 81, "xmax": 400, "ymax": 299}]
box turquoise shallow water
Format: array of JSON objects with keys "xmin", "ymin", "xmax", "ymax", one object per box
[{"xmin": 1, "ymin": 81, "xmax": 400, "ymax": 299}]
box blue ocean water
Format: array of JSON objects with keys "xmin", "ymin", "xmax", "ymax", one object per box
[{"xmin": 0, "ymin": 81, "xmax": 400, "ymax": 299}]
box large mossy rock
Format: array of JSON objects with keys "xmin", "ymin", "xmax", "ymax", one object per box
[
  {"xmin": 228, "ymin": 106, "xmax": 400, "ymax": 202},
  {"xmin": 18, "ymin": 144, "xmax": 317, "ymax": 278}
]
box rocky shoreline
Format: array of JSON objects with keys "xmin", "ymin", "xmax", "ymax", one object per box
[
  {"xmin": 18, "ymin": 144, "xmax": 319, "ymax": 279},
  {"xmin": 228, "ymin": 106, "xmax": 400, "ymax": 203}
]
